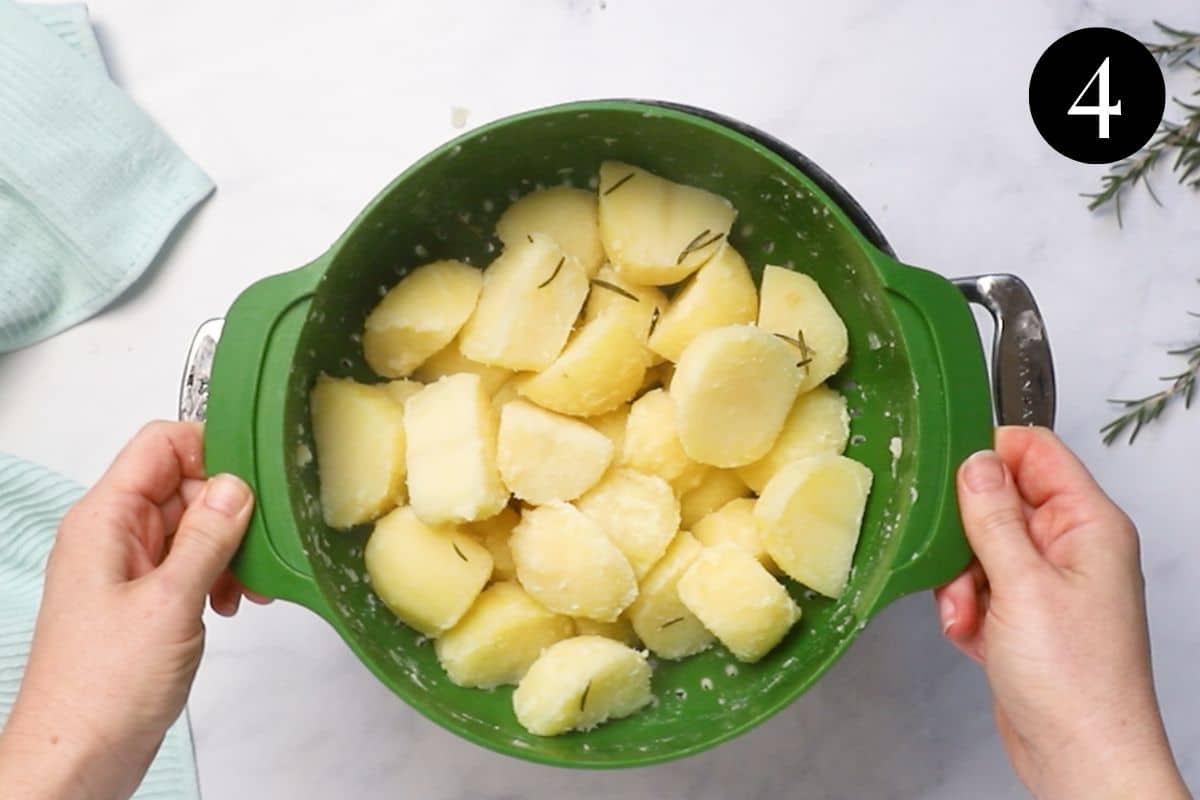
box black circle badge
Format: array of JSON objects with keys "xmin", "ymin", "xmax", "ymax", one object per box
[{"xmin": 1029, "ymin": 27, "xmax": 1165, "ymax": 164}]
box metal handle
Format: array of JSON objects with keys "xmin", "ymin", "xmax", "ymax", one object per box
[
  {"xmin": 953, "ymin": 274, "xmax": 1055, "ymax": 429},
  {"xmin": 179, "ymin": 318, "xmax": 224, "ymax": 422}
]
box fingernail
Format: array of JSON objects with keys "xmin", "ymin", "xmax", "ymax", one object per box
[
  {"xmin": 205, "ymin": 474, "xmax": 250, "ymax": 516},
  {"xmin": 962, "ymin": 451, "xmax": 1005, "ymax": 493},
  {"xmin": 938, "ymin": 594, "xmax": 956, "ymax": 635}
]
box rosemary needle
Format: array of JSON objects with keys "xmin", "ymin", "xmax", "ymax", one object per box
[
  {"xmin": 590, "ymin": 279, "xmax": 638, "ymax": 302},
  {"xmin": 537, "ymin": 257, "xmax": 565, "ymax": 288},
  {"xmin": 452, "ymin": 542, "xmax": 467, "ymax": 561},
  {"xmin": 603, "ymin": 171, "xmax": 635, "ymax": 195},
  {"xmin": 660, "ymin": 617, "xmax": 685, "ymax": 629},
  {"xmin": 580, "ymin": 681, "xmax": 591, "ymax": 711},
  {"xmin": 648, "ymin": 306, "xmax": 661, "ymax": 337},
  {"xmin": 773, "ymin": 328, "xmax": 815, "ymax": 367}
]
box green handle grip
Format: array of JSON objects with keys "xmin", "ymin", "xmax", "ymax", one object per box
[
  {"xmin": 864, "ymin": 252, "xmax": 995, "ymax": 615},
  {"xmin": 203, "ymin": 257, "xmax": 330, "ymax": 617}
]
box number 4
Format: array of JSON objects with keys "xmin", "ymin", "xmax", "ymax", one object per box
[{"xmin": 1068, "ymin": 57, "xmax": 1122, "ymax": 139}]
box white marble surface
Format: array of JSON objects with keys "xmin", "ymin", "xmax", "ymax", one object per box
[{"xmin": 2, "ymin": 0, "xmax": 1198, "ymax": 797}]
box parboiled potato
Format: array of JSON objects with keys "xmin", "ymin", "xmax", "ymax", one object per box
[
  {"xmin": 405, "ymin": 373, "xmax": 509, "ymax": 525},
  {"xmin": 498, "ymin": 400, "xmax": 614, "ymax": 503},
  {"xmin": 598, "ymin": 162, "xmax": 736, "ymax": 285},
  {"xmin": 692, "ymin": 498, "xmax": 777, "ymax": 574},
  {"xmin": 647, "ymin": 244, "xmax": 758, "ymax": 363},
  {"xmin": 459, "ymin": 234, "xmax": 589, "ymax": 370},
  {"xmin": 365, "ymin": 506, "xmax": 492, "ymax": 636},
  {"xmin": 385, "ymin": 378, "xmax": 424, "ymax": 406},
  {"xmin": 736, "ymin": 385, "xmax": 850, "ymax": 492},
  {"xmin": 627, "ymin": 531, "xmax": 714, "ymax": 660},
  {"xmin": 573, "ymin": 615, "xmax": 640, "ymax": 648},
  {"xmin": 518, "ymin": 312, "xmax": 649, "ymax": 417},
  {"xmin": 364, "ymin": 260, "xmax": 482, "ymax": 378},
  {"xmin": 510, "ymin": 503, "xmax": 638, "ymax": 622},
  {"xmin": 496, "ymin": 186, "xmax": 605, "ymax": 277},
  {"xmin": 587, "ymin": 405, "xmax": 629, "ymax": 456},
  {"xmin": 671, "ymin": 325, "xmax": 804, "ymax": 468},
  {"xmin": 756, "ymin": 454, "xmax": 873, "ymax": 598},
  {"xmin": 576, "ymin": 468, "xmax": 680, "ymax": 579},
  {"xmin": 677, "ymin": 545, "xmax": 801, "ymax": 663},
  {"xmin": 583, "ymin": 264, "xmax": 669, "ymax": 349},
  {"xmin": 414, "ymin": 336, "xmax": 514, "ymax": 396},
  {"xmin": 436, "ymin": 581, "xmax": 575, "ymax": 688},
  {"xmin": 311, "ymin": 376, "xmax": 407, "ymax": 528},
  {"xmin": 466, "ymin": 505, "xmax": 520, "ymax": 581},
  {"xmin": 679, "ymin": 468, "xmax": 751, "ymax": 529},
  {"xmin": 637, "ymin": 360, "xmax": 675, "ymax": 395},
  {"xmin": 758, "ymin": 265, "xmax": 849, "ymax": 392},
  {"xmin": 513, "ymin": 635, "xmax": 652, "ymax": 736},
  {"xmin": 621, "ymin": 389, "xmax": 706, "ymax": 493},
  {"xmin": 491, "ymin": 373, "xmax": 528, "ymax": 412}
]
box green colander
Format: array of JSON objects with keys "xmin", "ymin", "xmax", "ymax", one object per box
[{"xmin": 179, "ymin": 99, "xmax": 1055, "ymax": 768}]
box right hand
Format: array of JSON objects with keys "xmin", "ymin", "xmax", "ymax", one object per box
[{"xmin": 935, "ymin": 427, "xmax": 1190, "ymax": 800}]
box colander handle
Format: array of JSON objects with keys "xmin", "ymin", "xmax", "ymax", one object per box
[
  {"xmin": 953, "ymin": 274, "xmax": 1056, "ymax": 428},
  {"xmin": 182, "ymin": 258, "xmax": 331, "ymax": 616},
  {"xmin": 867, "ymin": 256, "xmax": 1002, "ymax": 611}
]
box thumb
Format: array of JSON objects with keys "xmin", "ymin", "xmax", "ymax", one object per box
[
  {"xmin": 957, "ymin": 450, "xmax": 1044, "ymax": 585},
  {"xmin": 159, "ymin": 474, "xmax": 254, "ymax": 604}
]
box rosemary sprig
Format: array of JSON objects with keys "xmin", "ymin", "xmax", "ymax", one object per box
[
  {"xmin": 452, "ymin": 542, "xmax": 467, "ymax": 561},
  {"xmin": 603, "ymin": 171, "xmax": 635, "ymax": 195},
  {"xmin": 1145, "ymin": 21, "xmax": 1200, "ymax": 66},
  {"xmin": 1101, "ymin": 308, "xmax": 1200, "ymax": 444},
  {"xmin": 590, "ymin": 279, "xmax": 638, "ymax": 302},
  {"xmin": 1084, "ymin": 23, "xmax": 1200, "ymax": 224},
  {"xmin": 580, "ymin": 681, "xmax": 591, "ymax": 711},
  {"xmin": 537, "ymin": 256, "xmax": 565, "ymax": 288},
  {"xmin": 659, "ymin": 617, "xmax": 684, "ymax": 629},
  {"xmin": 676, "ymin": 230, "xmax": 725, "ymax": 265}
]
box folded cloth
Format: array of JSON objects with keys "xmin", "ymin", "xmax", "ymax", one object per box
[
  {"xmin": 0, "ymin": 1, "xmax": 214, "ymax": 353},
  {"xmin": 0, "ymin": 453, "xmax": 202, "ymax": 799}
]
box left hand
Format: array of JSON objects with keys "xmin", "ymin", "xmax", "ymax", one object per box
[{"xmin": 0, "ymin": 422, "xmax": 267, "ymax": 800}]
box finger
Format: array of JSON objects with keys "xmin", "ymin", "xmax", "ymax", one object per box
[
  {"xmin": 957, "ymin": 450, "xmax": 1046, "ymax": 585},
  {"xmin": 934, "ymin": 560, "xmax": 987, "ymax": 637},
  {"xmin": 97, "ymin": 422, "xmax": 206, "ymax": 505},
  {"xmin": 158, "ymin": 478, "xmax": 209, "ymax": 549},
  {"xmin": 209, "ymin": 571, "xmax": 242, "ymax": 617},
  {"xmin": 244, "ymin": 589, "xmax": 273, "ymax": 605},
  {"xmin": 995, "ymin": 427, "xmax": 1120, "ymax": 515},
  {"xmin": 157, "ymin": 474, "xmax": 254, "ymax": 605}
]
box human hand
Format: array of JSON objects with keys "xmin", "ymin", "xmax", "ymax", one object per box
[
  {"xmin": 0, "ymin": 422, "xmax": 266, "ymax": 800},
  {"xmin": 936, "ymin": 427, "xmax": 1190, "ymax": 800}
]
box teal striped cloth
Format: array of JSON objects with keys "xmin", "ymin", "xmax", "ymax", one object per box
[{"xmin": 0, "ymin": 454, "xmax": 201, "ymax": 799}]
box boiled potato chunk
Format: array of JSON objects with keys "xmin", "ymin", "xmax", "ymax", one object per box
[
  {"xmin": 436, "ymin": 581, "xmax": 574, "ymax": 688},
  {"xmin": 497, "ymin": 400, "xmax": 614, "ymax": 503},
  {"xmin": 496, "ymin": 186, "xmax": 605, "ymax": 277},
  {"xmin": 576, "ymin": 468, "xmax": 680, "ymax": 579},
  {"xmin": 587, "ymin": 405, "xmax": 629, "ymax": 456},
  {"xmin": 621, "ymin": 389, "xmax": 706, "ymax": 493},
  {"xmin": 513, "ymin": 635, "xmax": 652, "ymax": 736},
  {"xmin": 737, "ymin": 385, "xmax": 850, "ymax": 492},
  {"xmin": 758, "ymin": 266, "xmax": 849, "ymax": 392},
  {"xmin": 647, "ymin": 244, "xmax": 758, "ymax": 363},
  {"xmin": 627, "ymin": 531, "xmax": 714, "ymax": 659},
  {"xmin": 466, "ymin": 506, "xmax": 520, "ymax": 581},
  {"xmin": 510, "ymin": 503, "xmax": 637, "ymax": 622},
  {"xmin": 310, "ymin": 376, "xmax": 407, "ymax": 528},
  {"xmin": 582, "ymin": 264, "xmax": 669, "ymax": 347},
  {"xmin": 755, "ymin": 454, "xmax": 873, "ymax": 598},
  {"xmin": 363, "ymin": 260, "xmax": 482, "ymax": 378},
  {"xmin": 518, "ymin": 312, "xmax": 648, "ymax": 417},
  {"xmin": 405, "ymin": 374, "xmax": 509, "ymax": 525},
  {"xmin": 573, "ymin": 615, "xmax": 640, "ymax": 648},
  {"xmin": 365, "ymin": 506, "xmax": 492, "ymax": 636},
  {"xmin": 692, "ymin": 498, "xmax": 777, "ymax": 573},
  {"xmin": 459, "ymin": 234, "xmax": 588, "ymax": 370},
  {"xmin": 671, "ymin": 325, "xmax": 804, "ymax": 468},
  {"xmin": 490, "ymin": 374, "xmax": 528, "ymax": 412},
  {"xmin": 677, "ymin": 545, "xmax": 801, "ymax": 663},
  {"xmin": 679, "ymin": 468, "xmax": 751, "ymax": 529},
  {"xmin": 413, "ymin": 336, "xmax": 514, "ymax": 395},
  {"xmin": 384, "ymin": 378, "xmax": 424, "ymax": 406},
  {"xmin": 598, "ymin": 162, "xmax": 735, "ymax": 285}
]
